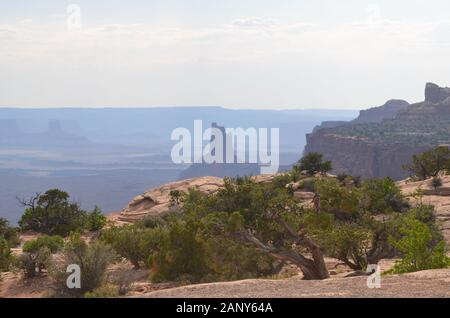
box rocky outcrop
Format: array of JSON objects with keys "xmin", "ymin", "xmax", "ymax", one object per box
[
  {"xmin": 353, "ymin": 99, "xmax": 409, "ymax": 124},
  {"xmin": 304, "ymin": 83, "xmax": 450, "ymax": 180},
  {"xmin": 425, "ymin": 82, "xmax": 450, "ymax": 104},
  {"xmin": 118, "ymin": 176, "xmax": 224, "ymax": 222},
  {"xmin": 118, "ymin": 174, "xmax": 280, "ymax": 222},
  {"xmin": 312, "ymin": 121, "xmax": 349, "ymax": 133}
]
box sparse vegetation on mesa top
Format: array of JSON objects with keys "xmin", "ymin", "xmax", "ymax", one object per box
[{"xmin": 328, "ymin": 116, "xmax": 450, "ymax": 146}]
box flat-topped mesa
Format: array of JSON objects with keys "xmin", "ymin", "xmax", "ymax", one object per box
[{"xmin": 425, "ymin": 82, "xmax": 450, "ymax": 104}]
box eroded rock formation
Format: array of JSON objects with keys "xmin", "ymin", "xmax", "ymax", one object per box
[
  {"xmin": 118, "ymin": 176, "xmax": 225, "ymax": 222},
  {"xmin": 304, "ymin": 83, "xmax": 450, "ymax": 180},
  {"xmin": 118, "ymin": 174, "xmax": 282, "ymax": 222},
  {"xmin": 425, "ymin": 82, "xmax": 450, "ymax": 104}
]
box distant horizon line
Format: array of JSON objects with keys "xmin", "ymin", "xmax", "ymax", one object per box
[{"xmin": 0, "ymin": 105, "xmax": 361, "ymax": 112}]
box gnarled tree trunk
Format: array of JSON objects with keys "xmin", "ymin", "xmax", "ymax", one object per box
[{"xmin": 240, "ymin": 229, "xmax": 329, "ymax": 280}]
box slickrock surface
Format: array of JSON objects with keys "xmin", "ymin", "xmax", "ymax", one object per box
[
  {"xmin": 140, "ymin": 269, "xmax": 450, "ymax": 298},
  {"xmin": 118, "ymin": 176, "xmax": 225, "ymax": 222}
]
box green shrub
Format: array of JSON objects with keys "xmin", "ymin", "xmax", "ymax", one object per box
[
  {"xmin": 0, "ymin": 218, "xmax": 20, "ymax": 248},
  {"xmin": 314, "ymin": 178, "xmax": 361, "ymax": 220},
  {"xmin": 299, "ymin": 178, "xmax": 316, "ymax": 192},
  {"xmin": 85, "ymin": 207, "xmax": 107, "ymax": 231},
  {"xmin": 403, "ymin": 146, "xmax": 450, "ymax": 180},
  {"xmin": 17, "ymin": 247, "xmax": 52, "ymax": 278},
  {"xmin": 0, "ymin": 237, "xmax": 13, "ymax": 272},
  {"xmin": 169, "ymin": 190, "xmax": 184, "ymax": 207},
  {"xmin": 360, "ymin": 177, "xmax": 409, "ymax": 214},
  {"xmin": 295, "ymin": 152, "xmax": 332, "ymax": 176},
  {"xmin": 22, "ymin": 235, "xmax": 64, "ymax": 254},
  {"xmin": 18, "ymin": 190, "xmax": 107, "ymax": 236},
  {"xmin": 431, "ymin": 176, "xmax": 443, "ymax": 191},
  {"xmin": 100, "ymin": 225, "xmax": 155, "ymax": 269},
  {"xmin": 163, "ymin": 178, "xmax": 316, "ymax": 281},
  {"xmin": 271, "ymin": 174, "xmax": 294, "ymax": 189},
  {"xmin": 314, "ymin": 220, "xmax": 373, "ymax": 270},
  {"xmin": 84, "ymin": 285, "xmax": 118, "ymax": 298},
  {"xmin": 388, "ymin": 218, "xmax": 450, "ymax": 274},
  {"xmin": 17, "ymin": 235, "xmax": 64, "ymax": 278},
  {"xmin": 137, "ymin": 214, "xmax": 167, "ymax": 229},
  {"xmin": 18, "ymin": 189, "xmax": 87, "ymax": 236},
  {"xmin": 148, "ymin": 220, "xmax": 208, "ymax": 283}
]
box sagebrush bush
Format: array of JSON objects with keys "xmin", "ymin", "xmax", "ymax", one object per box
[
  {"xmin": 17, "ymin": 247, "xmax": 52, "ymax": 278},
  {"xmin": 17, "ymin": 235, "xmax": 64, "ymax": 278},
  {"xmin": 137, "ymin": 214, "xmax": 167, "ymax": 229},
  {"xmin": 50, "ymin": 234, "xmax": 116, "ymax": 297}
]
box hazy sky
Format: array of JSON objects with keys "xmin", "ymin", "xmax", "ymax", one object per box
[{"xmin": 1, "ymin": 0, "xmax": 450, "ymax": 109}]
